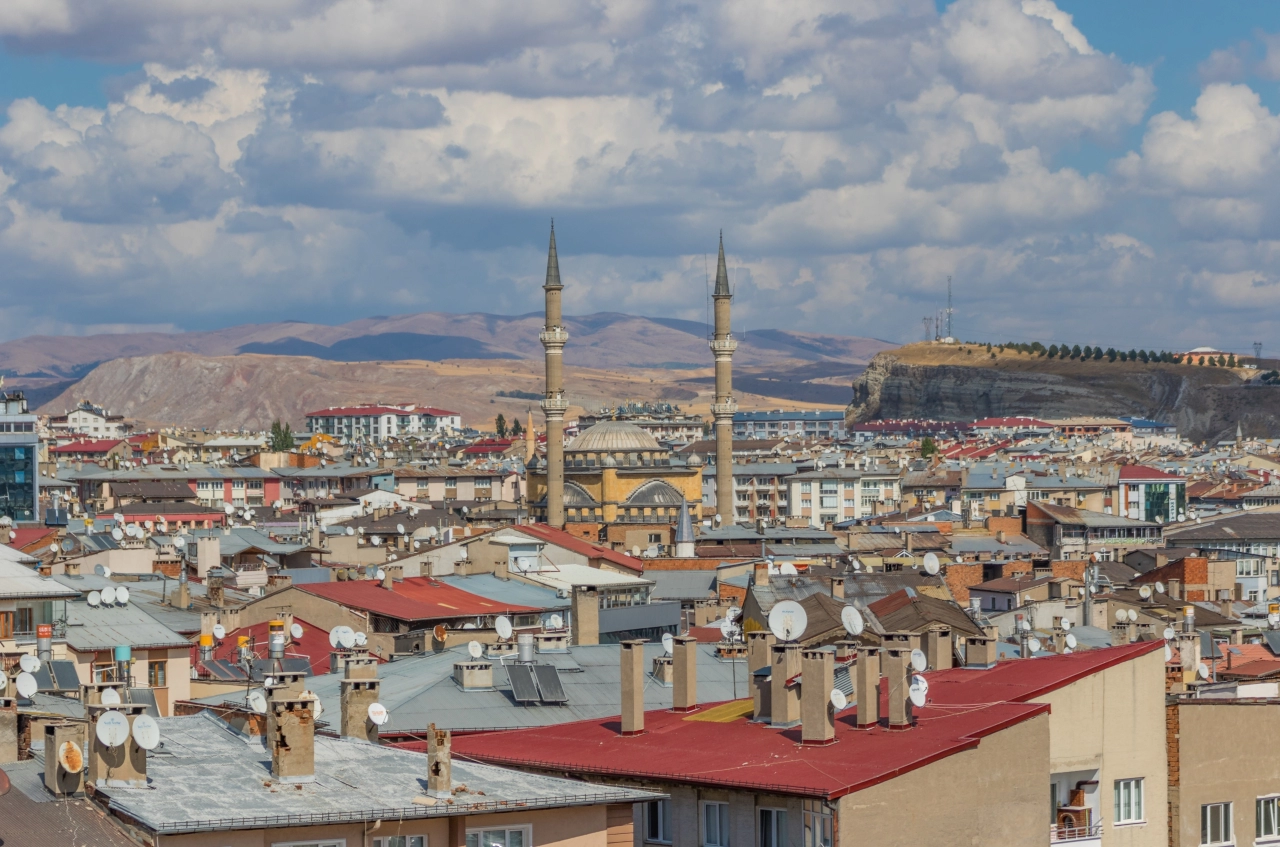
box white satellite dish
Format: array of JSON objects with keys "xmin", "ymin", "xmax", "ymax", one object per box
[
  {"xmin": 371, "ymin": 536, "xmax": 382, "ymax": 546},
  {"xmin": 1127, "ymin": 608, "xmax": 1138, "ymax": 623},
  {"xmin": 291, "ymin": 623, "xmax": 304, "ymax": 639},
  {"xmin": 346, "ymin": 527, "xmax": 355, "ymax": 536},
  {"xmin": 1155, "ymin": 581, "xmax": 1166, "ymax": 594},
  {"xmin": 396, "ymin": 523, "xmax": 405, "ymax": 535},
  {"xmin": 1164, "ymin": 643, "xmax": 1173, "ymax": 663},
  {"xmin": 111, "ymin": 527, "xmax": 124, "ymax": 542},
  {"xmin": 213, "ymin": 623, "xmax": 226, "ymax": 639},
  {"xmin": 95, "ymin": 711, "xmax": 130, "ymax": 748},
  {"xmin": 367, "ymin": 703, "xmax": 389, "ymax": 726},
  {"xmin": 247, "ymin": 691, "xmax": 268, "ymax": 714},
  {"xmin": 1198, "ymin": 662, "xmax": 1210, "ymax": 680},
  {"xmin": 719, "ymin": 618, "xmax": 739, "ymax": 639},
  {"xmin": 116, "ymin": 586, "xmax": 129, "ymax": 605},
  {"xmin": 87, "ymin": 591, "xmax": 101, "ymax": 607},
  {"xmin": 462, "ymin": 623, "xmax": 476, "ymax": 630},
  {"xmin": 840, "ymin": 606, "xmax": 864, "ymax": 637},
  {"xmin": 1114, "ymin": 608, "xmax": 1127, "ymax": 623},
  {"xmin": 908, "ymin": 674, "xmax": 928, "ymax": 708},
  {"xmin": 1061, "ymin": 619, "xmax": 1072, "ymax": 631},
  {"xmin": 113, "ymin": 512, "xmax": 124, "ymax": 524},
  {"xmin": 549, "ymin": 614, "xmax": 564, "ymax": 629},
  {"xmin": 1019, "ymin": 618, "xmax": 1031, "ymax": 632},
  {"xmin": 19, "ymin": 654, "xmax": 40, "ymax": 674},
  {"xmin": 223, "ymin": 503, "xmax": 234, "ymax": 515},
  {"xmin": 131, "ymin": 713, "xmax": 160, "ymax": 750},
  {"xmin": 14, "ymin": 672, "xmax": 36, "ymax": 698},
  {"xmin": 337, "ymin": 627, "xmax": 357, "ymax": 649},
  {"xmin": 495, "ymin": 615, "xmax": 513, "ymax": 640},
  {"xmin": 328, "ymin": 628, "xmax": 342, "ymax": 648},
  {"xmin": 48, "ymin": 542, "xmax": 58, "ymax": 554},
  {"xmin": 1063, "ymin": 647, "xmax": 1074, "ymax": 654},
  {"xmin": 174, "ymin": 535, "xmax": 187, "ymax": 548},
  {"xmin": 910, "ymin": 648, "xmax": 928, "ymax": 672},
  {"xmin": 767, "ymin": 600, "xmax": 808, "ymax": 642},
  {"xmin": 101, "ymin": 586, "xmax": 117, "ymax": 605},
  {"xmin": 779, "ymin": 562, "xmax": 798, "ymax": 576},
  {"xmin": 375, "ymin": 569, "xmax": 386, "ymax": 581},
  {"xmin": 354, "ymin": 631, "xmax": 369, "ymax": 648},
  {"xmin": 1065, "ymin": 632, "xmax": 1077, "ymax": 649},
  {"xmin": 57, "ymin": 740, "xmax": 83, "ymax": 773},
  {"xmin": 100, "ymin": 687, "xmax": 121, "ymax": 706},
  {"xmin": 1163, "ymin": 627, "xmax": 1176, "ymax": 641},
  {"xmin": 467, "ymin": 640, "xmax": 483, "ymax": 659},
  {"xmin": 1027, "ymin": 637, "xmax": 1042, "ymax": 654},
  {"xmin": 922, "ymin": 552, "xmax": 940, "ymax": 576},
  {"xmin": 661, "ymin": 633, "xmax": 674, "ymax": 655},
  {"xmin": 830, "ymin": 689, "xmax": 848, "ymax": 711},
  {"xmin": 1139, "ymin": 585, "xmax": 1152, "ymax": 600}
]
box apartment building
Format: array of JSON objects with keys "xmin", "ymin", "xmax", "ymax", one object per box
[
  {"xmin": 701, "ymin": 463, "xmax": 798, "ymax": 522},
  {"xmin": 732, "ymin": 410, "xmax": 846, "ymax": 440},
  {"xmin": 305, "ymin": 404, "xmax": 462, "ymax": 440},
  {"xmin": 0, "ymin": 391, "xmax": 38, "ymax": 522},
  {"xmin": 787, "ymin": 463, "xmax": 901, "ymax": 527},
  {"xmin": 47, "ymin": 399, "xmax": 131, "ymax": 437}
]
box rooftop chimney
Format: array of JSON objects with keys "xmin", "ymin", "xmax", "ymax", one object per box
[
  {"xmin": 208, "ymin": 575, "xmax": 225, "ymax": 609},
  {"xmin": 834, "ymin": 640, "xmax": 856, "ymax": 662},
  {"xmin": 748, "ymin": 631, "xmax": 775, "ymax": 721},
  {"xmin": 88, "ymin": 704, "xmax": 148, "ymax": 788},
  {"xmin": 770, "ymin": 642, "xmax": 802, "ymax": 728},
  {"xmin": 196, "ymin": 536, "xmax": 220, "ymax": 578},
  {"xmin": 571, "ymin": 586, "xmax": 599, "ymax": 646},
  {"xmin": 65, "ymin": 560, "xmax": 80, "ymax": 576},
  {"xmin": 620, "ymin": 639, "xmax": 646, "ymax": 736},
  {"xmin": 965, "ymin": 628, "xmax": 998, "ymax": 669},
  {"xmin": 672, "ymin": 635, "xmax": 697, "ymax": 712},
  {"xmin": 427, "ymin": 723, "xmax": 452, "ymax": 796},
  {"xmin": 42, "ymin": 719, "xmax": 85, "ymax": 797},
  {"xmin": 882, "ymin": 633, "xmax": 911, "ymax": 729},
  {"xmin": 830, "ymin": 576, "xmax": 845, "ymax": 600},
  {"xmin": 1218, "ymin": 589, "xmax": 1234, "ymax": 620},
  {"xmin": 0, "ymin": 697, "xmax": 16, "ymax": 764},
  {"xmin": 754, "ymin": 560, "xmax": 770, "ymax": 588},
  {"xmin": 269, "ymin": 697, "xmax": 316, "ymax": 783},
  {"xmin": 800, "ymin": 649, "xmax": 836, "ymax": 746},
  {"xmin": 340, "ymin": 666, "xmax": 381, "ymax": 743},
  {"xmin": 925, "ymin": 627, "xmax": 952, "ymax": 671},
  {"xmin": 1168, "ymin": 578, "xmax": 1183, "ymax": 600},
  {"xmin": 176, "ymin": 566, "xmax": 191, "ymax": 610},
  {"xmin": 855, "ymin": 647, "xmax": 880, "ymax": 728}
]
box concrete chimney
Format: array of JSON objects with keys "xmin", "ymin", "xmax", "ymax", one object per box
[
  {"xmin": 382, "ymin": 569, "xmax": 394, "ymax": 590},
  {"xmin": 754, "ymin": 560, "xmax": 770, "ymax": 588},
  {"xmin": 800, "ymin": 649, "xmax": 836, "ymax": 745},
  {"xmin": 925, "ymin": 627, "xmax": 952, "ymax": 671},
  {"xmin": 196, "ymin": 536, "xmax": 221, "ymax": 578},
  {"xmin": 882, "ymin": 633, "xmax": 911, "ymax": 729},
  {"xmin": 207, "ymin": 575, "xmax": 225, "ymax": 608},
  {"xmin": 87, "ymin": 704, "xmax": 148, "ymax": 788},
  {"xmin": 65, "ymin": 560, "xmax": 80, "ymax": 576},
  {"xmin": 1218, "ymin": 589, "xmax": 1234, "ymax": 620},
  {"xmin": 269, "ymin": 698, "xmax": 316, "ymax": 783},
  {"xmin": 43, "ymin": 720, "xmax": 86, "ymax": 797},
  {"xmin": 830, "ymin": 576, "xmax": 845, "ymax": 600},
  {"xmin": 965, "ymin": 629, "xmax": 998, "ymax": 669},
  {"xmin": 672, "ymin": 635, "xmax": 697, "ymax": 712},
  {"xmin": 453, "ymin": 658, "xmax": 494, "ymax": 691},
  {"xmin": 748, "ymin": 631, "xmax": 775, "ymax": 721},
  {"xmin": 834, "ymin": 640, "xmax": 856, "ymax": 661},
  {"xmin": 620, "ymin": 639, "xmax": 646, "ymax": 736},
  {"xmin": 855, "ymin": 647, "xmax": 880, "ymax": 729},
  {"xmin": 770, "ymin": 643, "xmax": 802, "ymax": 728},
  {"xmin": 0, "ymin": 697, "xmax": 16, "ymax": 764},
  {"xmin": 176, "ymin": 567, "xmax": 191, "ymax": 610},
  {"xmin": 427, "ymin": 723, "xmax": 452, "ymax": 796},
  {"xmin": 1168, "ymin": 578, "xmax": 1183, "ymax": 600},
  {"xmin": 571, "ymin": 586, "xmax": 599, "ymax": 646},
  {"xmin": 340, "ymin": 672, "xmax": 381, "ymax": 743}
]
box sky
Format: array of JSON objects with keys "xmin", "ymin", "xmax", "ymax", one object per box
[{"xmin": 2, "ymin": 2, "xmax": 1280, "ymax": 353}]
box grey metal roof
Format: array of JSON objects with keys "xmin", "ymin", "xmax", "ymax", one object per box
[
  {"xmin": 63, "ymin": 599, "xmax": 191, "ymax": 651},
  {"xmin": 948, "ymin": 536, "xmax": 1047, "ymax": 557},
  {"xmin": 95, "ymin": 711, "xmax": 658, "ymax": 835},
  {"xmin": 646, "ymin": 571, "xmax": 717, "ymax": 601},
  {"xmin": 0, "ymin": 559, "xmax": 80, "ymax": 599},
  {"xmin": 435, "ymin": 574, "xmax": 568, "ymax": 611},
  {"xmin": 193, "ymin": 642, "xmax": 755, "ymax": 733},
  {"xmin": 51, "ymin": 574, "xmax": 251, "ymax": 633}
]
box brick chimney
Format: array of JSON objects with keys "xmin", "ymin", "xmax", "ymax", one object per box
[
  {"xmin": 925, "ymin": 627, "xmax": 952, "ymax": 670},
  {"xmin": 43, "ymin": 719, "xmax": 86, "ymax": 797},
  {"xmin": 770, "ymin": 642, "xmax": 802, "ymax": 728},
  {"xmin": 620, "ymin": 639, "xmax": 646, "ymax": 736},
  {"xmin": 87, "ymin": 704, "xmax": 148, "ymax": 788},
  {"xmin": 269, "ymin": 697, "xmax": 316, "ymax": 783},
  {"xmin": 571, "ymin": 586, "xmax": 599, "ymax": 646},
  {"xmin": 207, "ymin": 575, "xmax": 225, "ymax": 608},
  {"xmin": 339, "ymin": 655, "xmax": 381, "ymax": 743},
  {"xmin": 800, "ymin": 649, "xmax": 835, "ymax": 745},
  {"xmin": 882, "ymin": 633, "xmax": 911, "ymax": 729},
  {"xmin": 830, "ymin": 576, "xmax": 845, "ymax": 600},
  {"xmin": 427, "ymin": 723, "xmax": 452, "ymax": 796},
  {"xmin": 0, "ymin": 697, "xmax": 16, "ymax": 764},
  {"xmin": 855, "ymin": 647, "xmax": 880, "ymax": 728},
  {"xmin": 672, "ymin": 635, "xmax": 697, "ymax": 712}
]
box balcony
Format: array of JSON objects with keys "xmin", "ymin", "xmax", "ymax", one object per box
[{"xmin": 1050, "ymin": 824, "xmax": 1102, "ymax": 845}]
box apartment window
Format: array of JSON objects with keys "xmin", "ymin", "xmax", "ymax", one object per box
[
  {"xmin": 800, "ymin": 483, "xmax": 812, "ymax": 493},
  {"xmin": 1238, "ymin": 560, "xmax": 1264, "ymax": 577},
  {"xmin": 1260, "ymin": 796, "xmax": 1280, "ymax": 841},
  {"xmin": 702, "ymin": 801, "xmax": 730, "ymax": 847},
  {"xmin": 466, "ymin": 827, "xmax": 530, "ymax": 847},
  {"xmin": 648, "ymin": 534, "xmax": 662, "ymax": 544},
  {"xmin": 148, "ymin": 661, "xmax": 167, "ymax": 688},
  {"xmin": 646, "ymin": 800, "xmax": 673, "ymax": 843},
  {"xmin": 15, "ymin": 607, "xmax": 32, "ymax": 635},
  {"xmin": 759, "ymin": 808, "xmax": 787, "ymax": 847},
  {"xmin": 1114, "ymin": 778, "xmax": 1144, "ymax": 824},
  {"xmin": 802, "ymin": 801, "xmax": 833, "ymax": 847},
  {"xmin": 843, "ymin": 498, "xmax": 856, "ymax": 509},
  {"xmin": 374, "ymin": 838, "xmax": 426, "ymax": 847},
  {"xmin": 801, "ymin": 499, "xmax": 811, "ymax": 508},
  {"xmin": 1201, "ymin": 802, "xmax": 1232, "ymax": 845}
]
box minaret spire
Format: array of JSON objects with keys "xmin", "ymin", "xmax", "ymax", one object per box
[
  {"xmin": 540, "ymin": 220, "xmax": 569, "ymax": 528},
  {"xmin": 710, "ymin": 232, "xmax": 737, "ymax": 524}
]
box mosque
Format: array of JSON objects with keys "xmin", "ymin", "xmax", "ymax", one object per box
[{"xmin": 526, "ymin": 224, "xmax": 738, "ymax": 539}]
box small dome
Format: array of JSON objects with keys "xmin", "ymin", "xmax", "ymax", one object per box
[
  {"xmin": 568, "ymin": 420, "xmax": 662, "ymax": 453},
  {"xmin": 687, "ymin": 452, "xmax": 703, "ymax": 467},
  {"xmin": 602, "ymin": 454, "xmax": 618, "ymax": 468}
]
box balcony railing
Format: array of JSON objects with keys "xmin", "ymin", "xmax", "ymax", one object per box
[{"xmin": 1050, "ymin": 823, "xmax": 1102, "ymax": 843}]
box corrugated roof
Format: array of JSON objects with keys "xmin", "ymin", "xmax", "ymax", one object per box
[
  {"xmin": 63, "ymin": 599, "xmax": 191, "ymax": 651},
  {"xmin": 0, "ymin": 558, "xmax": 80, "ymax": 599},
  {"xmin": 646, "ymin": 571, "xmax": 718, "ymax": 601},
  {"xmin": 435, "ymin": 574, "xmax": 569, "ymax": 611},
  {"xmin": 297, "ymin": 577, "xmax": 541, "ymax": 622}
]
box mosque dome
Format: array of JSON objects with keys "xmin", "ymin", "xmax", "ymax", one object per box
[{"xmin": 568, "ymin": 420, "xmax": 662, "ymax": 453}]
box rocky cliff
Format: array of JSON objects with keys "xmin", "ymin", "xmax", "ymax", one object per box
[{"xmin": 849, "ymin": 347, "xmax": 1280, "ymax": 443}]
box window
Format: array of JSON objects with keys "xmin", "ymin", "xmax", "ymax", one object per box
[
  {"xmin": 646, "ymin": 800, "xmax": 673, "ymax": 843},
  {"xmin": 759, "ymin": 808, "xmax": 787, "ymax": 847},
  {"xmin": 803, "ymin": 801, "xmax": 833, "ymax": 847},
  {"xmin": 648, "ymin": 533, "xmax": 662, "ymax": 544},
  {"xmin": 374, "ymin": 838, "xmax": 426, "ymax": 847},
  {"xmin": 1114, "ymin": 778, "xmax": 1144, "ymax": 824},
  {"xmin": 148, "ymin": 660, "xmax": 167, "ymax": 688},
  {"xmin": 702, "ymin": 801, "xmax": 730, "ymax": 847},
  {"xmin": 800, "ymin": 483, "xmax": 812, "ymax": 493},
  {"xmin": 15, "ymin": 607, "xmax": 32, "ymax": 635},
  {"xmin": 466, "ymin": 828, "xmax": 529, "ymax": 847},
  {"xmin": 1201, "ymin": 802, "xmax": 1231, "ymax": 845},
  {"xmin": 1260, "ymin": 797, "xmax": 1280, "ymax": 841},
  {"xmin": 0, "ymin": 612, "xmax": 11, "ymax": 638}
]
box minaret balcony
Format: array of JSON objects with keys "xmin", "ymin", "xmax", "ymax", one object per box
[
  {"xmin": 540, "ymin": 396, "xmax": 569, "ymax": 415},
  {"xmin": 709, "ymin": 337, "xmax": 738, "ymax": 355},
  {"xmin": 710, "ymin": 402, "xmax": 738, "ymax": 418},
  {"xmin": 540, "ymin": 327, "xmax": 569, "ymax": 347}
]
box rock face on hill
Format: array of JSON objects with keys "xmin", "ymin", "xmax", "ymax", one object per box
[{"xmin": 849, "ymin": 350, "xmax": 1280, "ymax": 443}]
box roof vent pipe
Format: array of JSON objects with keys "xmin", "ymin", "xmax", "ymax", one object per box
[{"xmin": 518, "ymin": 632, "xmax": 535, "ymax": 663}]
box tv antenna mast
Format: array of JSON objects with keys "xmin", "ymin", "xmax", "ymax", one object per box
[
  {"xmin": 935, "ymin": 308, "xmax": 943, "ymax": 341},
  {"xmin": 946, "ymin": 275, "xmax": 953, "ymax": 340},
  {"xmin": 922, "ymin": 316, "xmax": 934, "ymax": 341},
  {"xmin": 1255, "ymin": 342, "xmax": 1263, "ymax": 363}
]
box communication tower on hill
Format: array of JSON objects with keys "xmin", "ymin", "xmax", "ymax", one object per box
[{"xmin": 946, "ymin": 275, "xmax": 954, "ymax": 340}]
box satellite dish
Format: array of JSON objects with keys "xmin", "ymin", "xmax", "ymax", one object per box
[
  {"xmin": 462, "ymin": 623, "xmax": 477, "ymax": 630},
  {"xmin": 102, "ymin": 586, "xmax": 117, "ymax": 605},
  {"xmin": 767, "ymin": 600, "xmax": 808, "ymax": 642},
  {"xmin": 433, "ymin": 624, "xmax": 448, "ymax": 641},
  {"xmin": 371, "ymin": 536, "xmax": 382, "ymax": 546},
  {"xmin": 1163, "ymin": 627, "xmax": 1176, "ymax": 641},
  {"xmin": 1115, "ymin": 608, "xmax": 1127, "ymax": 623},
  {"xmin": 116, "ymin": 586, "xmax": 129, "ymax": 605},
  {"xmin": 414, "ymin": 541, "xmax": 421, "ymax": 549},
  {"xmin": 495, "ymin": 615, "xmax": 513, "ymax": 640},
  {"xmin": 328, "ymin": 628, "xmax": 341, "ymax": 648},
  {"xmin": 113, "ymin": 512, "xmax": 124, "ymax": 524},
  {"xmin": 1027, "ymin": 637, "xmax": 1042, "ymax": 654},
  {"xmin": 14, "ymin": 673, "xmax": 36, "ymax": 698},
  {"xmin": 779, "ymin": 562, "xmax": 798, "ymax": 576},
  {"xmin": 213, "ymin": 623, "xmax": 226, "ymax": 639},
  {"xmin": 291, "ymin": 623, "xmax": 304, "ymax": 639},
  {"xmin": 367, "ymin": 703, "xmax": 389, "ymax": 726},
  {"xmin": 1019, "ymin": 619, "xmax": 1031, "ymax": 632},
  {"xmin": 830, "ymin": 689, "xmax": 848, "ymax": 711},
  {"xmin": 111, "ymin": 528, "xmax": 124, "ymax": 542},
  {"xmin": 61, "ymin": 538, "xmax": 75, "ymax": 553},
  {"xmin": 908, "ymin": 674, "xmax": 928, "ymax": 708},
  {"xmin": 48, "ymin": 542, "xmax": 58, "ymax": 554},
  {"xmin": 1164, "ymin": 643, "xmax": 1174, "ymax": 663},
  {"xmin": 346, "ymin": 527, "xmax": 355, "ymax": 536},
  {"xmin": 396, "ymin": 523, "xmax": 405, "ymax": 535},
  {"xmin": 223, "ymin": 503, "xmax": 234, "ymax": 515},
  {"xmin": 247, "ymin": 691, "xmax": 268, "ymax": 714},
  {"xmin": 337, "ymin": 628, "xmax": 357, "ymax": 649},
  {"xmin": 1061, "ymin": 619, "xmax": 1072, "ymax": 631},
  {"xmin": 1065, "ymin": 632, "xmax": 1078, "ymax": 649},
  {"xmin": 1139, "ymin": 585, "xmax": 1152, "ymax": 600},
  {"xmin": 467, "ymin": 640, "xmax": 483, "ymax": 658},
  {"xmin": 840, "ymin": 606, "xmax": 864, "ymax": 637},
  {"xmin": 57, "ymin": 740, "xmax": 84, "ymax": 773},
  {"xmin": 87, "ymin": 591, "xmax": 101, "ymax": 607},
  {"xmin": 100, "ymin": 687, "xmax": 121, "ymax": 706},
  {"xmin": 1155, "ymin": 581, "xmax": 1165, "ymax": 594},
  {"xmin": 19, "ymin": 654, "xmax": 40, "ymax": 674},
  {"xmin": 95, "ymin": 711, "xmax": 130, "ymax": 748},
  {"xmin": 719, "ymin": 618, "xmax": 739, "ymax": 639},
  {"xmin": 131, "ymin": 713, "xmax": 161, "ymax": 750},
  {"xmin": 910, "ymin": 649, "xmax": 928, "ymax": 672},
  {"xmin": 1198, "ymin": 662, "xmax": 1210, "ymax": 680},
  {"xmin": 922, "ymin": 552, "xmax": 940, "ymax": 576},
  {"xmin": 661, "ymin": 633, "xmax": 674, "ymax": 655},
  {"xmin": 1127, "ymin": 608, "xmax": 1138, "ymax": 623},
  {"xmin": 1063, "ymin": 647, "xmax": 1073, "ymax": 654},
  {"xmin": 549, "ymin": 614, "xmax": 564, "ymax": 629}
]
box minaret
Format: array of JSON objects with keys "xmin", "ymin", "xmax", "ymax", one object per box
[
  {"xmin": 710, "ymin": 233, "xmax": 737, "ymax": 523},
  {"xmin": 540, "ymin": 223, "xmax": 569, "ymax": 528}
]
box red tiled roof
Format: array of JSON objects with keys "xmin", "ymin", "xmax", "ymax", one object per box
[
  {"xmin": 9, "ymin": 527, "xmax": 57, "ymax": 552},
  {"xmin": 513, "ymin": 523, "xmax": 644, "ymax": 573},
  {"xmin": 50, "ymin": 439, "xmax": 123, "ymax": 454},
  {"xmin": 305, "ymin": 406, "xmax": 424, "ymax": 417},
  {"xmin": 1118, "ymin": 465, "xmax": 1181, "ymax": 482},
  {"xmin": 970, "ymin": 417, "xmax": 1051, "ymax": 428},
  {"xmin": 296, "ymin": 576, "xmax": 540, "ymax": 622},
  {"xmin": 416, "ymin": 407, "xmax": 459, "ymax": 417}
]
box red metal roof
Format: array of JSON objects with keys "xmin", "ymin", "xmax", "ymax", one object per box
[
  {"xmin": 296, "ymin": 576, "xmax": 540, "ymax": 622},
  {"xmin": 192, "ymin": 616, "xmax": 360, "ymax": 676},
  {"xmin": 1118, "ymin": 465, "xmax": 1181, "ymax": 482},
  {"xmin": 970, "ymin": 417, "xmax": 1051, "ymax": 428},
  {"xmin": 50, "ymin": 439, "xmax": 123, "ymax": 454},
  {"xmin": 9, "ymin": 527, "xmax": 57, "ymax": 552},
  {"xmin": 513, "ymin": 523, "xmax": 644, "ymax": 573}
]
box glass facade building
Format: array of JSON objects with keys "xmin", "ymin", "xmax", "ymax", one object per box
[{"xmin": 0, "ymin": 393, "xmax": 38, "ymax": 522}]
